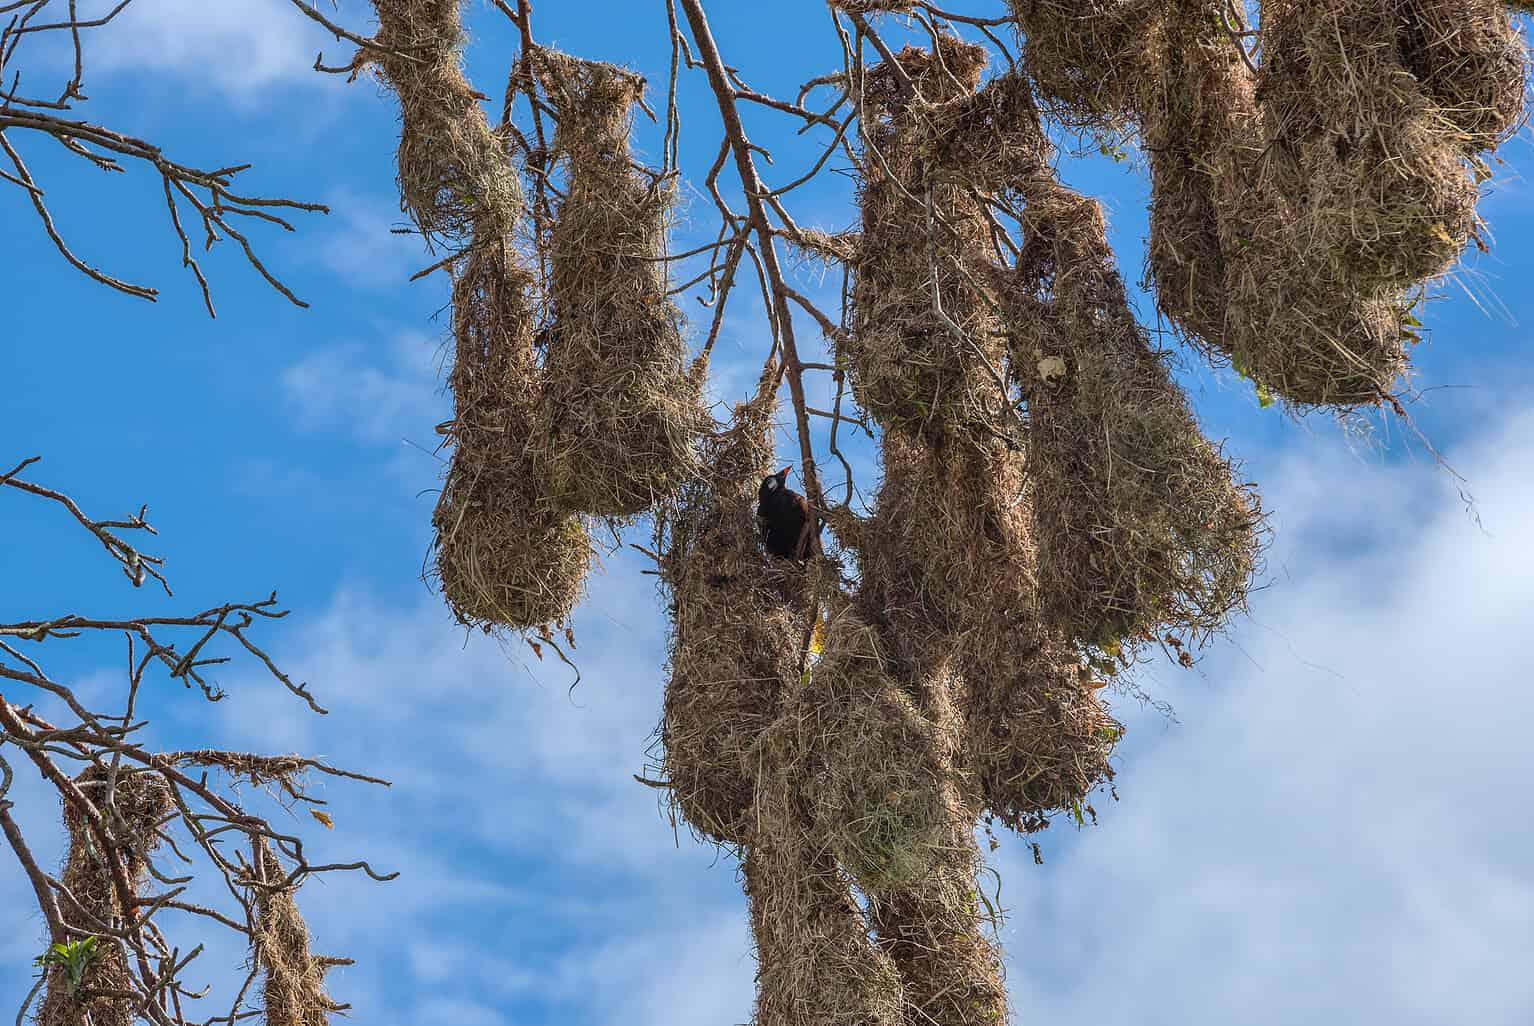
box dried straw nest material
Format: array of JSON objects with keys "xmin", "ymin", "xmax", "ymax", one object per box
[
  {"xmin": 846, "ymin": 432, "xmax": 1030, "ymax": 666},
  {"xmin": 1136, "ymin": 0, "xmax": 1252, "ymax": 345},
  {"xmin": 1000, "ymin": 180, "xmax": 1261, "ymax": 650},
  {"xmin": 845, "ymin": 36, "xmax": 1008, "ymax": 446},
  {"xmin": 1256, "ymin": 0, "xmax": 1480, "ymax": 290},
  {"xmin": 746, "ymin": 722, "xmax": 905, "ymax": 1026},
  {"xmin": 1008, "ymin": 0, "xmax": 1157, "ymax": 128},
  {"xmin": 40, "ymin": 766, "xmax": 173, "ymax": 1026},
  {"xmin": 962, "ymin": 631, "xmax": 1121, "ymax": 832},
  {"xmin": 658, "ymin": 386, "xmax": 811, "ymax": 844},
  {"xmin": 433, "ymin": 250, "xmax": 592, "ymax": 631},
  {"xmin": 533, "ymin": 50, "xmax": 706, "ymax": 518},
  {"xmin": 850, "ymin": 673, "xmax": 1008, "ymax": 1026},
  {"xmin": 924, "ymin": 70, "xmax": 1052, "ymax": 191},
  {"xmin": 251, "ymin": 839, "xmax": 346, "ymax": 1026},
  {"xmin": 372, "ymin": 0, "xmax": 521, "ymax": 248},
  {"xmin": 800, "ymin": 608, "xmax": 961, "ymax": 895},
  {"xmin": 1397, "ymin": 0, "xmax": 1527, "ymax": 152},
  {"xmin": 869, "ymin": 833, "xmax": 1008, "ymax": 1026}
]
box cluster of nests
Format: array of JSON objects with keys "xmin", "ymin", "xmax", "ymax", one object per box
[
  {"xmin": 369, "ymin": 3, "xmax": 1523, "ymax": 1025},
  {"xmin": 657, "ymin": 7, "xmax": 1524, "ymax": 1022},
  {"xmin": 39, "ymin": 759, "xmax": 340, "ymax": 1026},
  {"xmin": 373, "ymin": 1, "xmax": 708, "ymax": 634},
  {"xmin": 1015, "ymin": 0, "xmax": 1528, "ymax": 408}
]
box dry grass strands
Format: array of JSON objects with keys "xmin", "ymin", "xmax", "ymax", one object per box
[
  {"xmin": 433, "ymin": 250, "xmax": 592, "ymax": 630},
  {"xmin": 1008, "ymin": 0, "xmax": 1157, "ymax": 129},
  {"xmin": 847, "ymin": 425, "xmax": 1119, "ymax": 828},
  {"xmin": 746, "ymin": 722, "xmax": 904, "ymax": 1026},
  {"xmin": 846, "ymin": 36, "xmax": 1007, "ymax": 446},
  {"xmin": 926, "ymin": 70, "xmax": 1053, "ymax": 192},
  {"xmin": 849, "ymin": 432, "xmax": 1030, "ymax": 667},
  {"xmin": 831, "ymin": 0, "xmax": 916, "ymax": 14},
  {"xmin": 658, "ymin": 386, "xmax": 810, "ymax": 844},
  {"xmin": 861, "ymin": 674, "xmax": 1008, "ymax": 1026},
  {"xmin": 372, "ymin": 0, "xmax": 522, "ymax": 249},
  {"xmin": 1000, "ymin": 180, "xmax": 1260, "ymax": 650},
  {"xmin": 1257, "ymin": 0, "xmax": 1479, "ymax": 290},
  {"xmin": 802, "ymin": 608, "xmax": 958, "ymax": 895},
  {"xmin": 1137, "ymin": 1, "xmax": 1251, "ymax": 345},
  {"xmin": 251, "ymin": 839, "xmax": 345, "ymax": 1026},
  {"xmin": 533, "ymin": 50, "xmax": 706, "ymax": 517},
  {"xmin": 1396, "ymin": 0, "xmax": 1527, "ymax": 152},
  {"xmin": 40, "ymin": 766, "xmax": 173, "ymax": 1026},
  {"xmin": 962, "ymin": 635, "xmax": 1120, "ymax": 832},
  {"xmin": 869, "ymin": 832, "xmax": 1007, "ymax": 1026}
]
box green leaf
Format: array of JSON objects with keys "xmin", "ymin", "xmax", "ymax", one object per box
[{"xmin": 1255, "ymin": 382, "xmax": 1275, "ymax": 409}]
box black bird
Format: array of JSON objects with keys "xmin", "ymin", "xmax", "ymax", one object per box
[{"xmin": 757, "ymin": 465, "xmax": 819, "ymax": 560}]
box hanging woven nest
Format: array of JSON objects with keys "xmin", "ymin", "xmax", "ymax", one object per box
[
  {"xmin": 1396, "ymin": 0, "xmax": 1527, "ymax": 153},
  {"xmin": 39, "ymin": 766, "xmax": 173, "ymax": 1026},
  {"xmin": 800, "ymin": 607, "xmax": 959, "ymax": 896},
  {"xmin": 998, "ymin": 178, "xmax": 1262, "ymax": 651},
  {"xmin": 250, "ymin": 839, "xmax": 346, "ymax": 1026},
  {"xmin": 373, "ymin": 0, "xmax": 522, "ymax": 249},
  {"xmin": 532, "ymin": 50, "xmax": 707, "ymax": 517},
  {"xmin": 745, "ymin": 724, "xmax": 906, "ymax": 1026},
  {"xmin": 1137, "ymin": 0, "xmax": 1252, "ymax": 345},
  {"xmin": 1257, "ymin": 0, "xmax": 1480, "ymax": 291},
  {"xmin": 657, "ymin": 382, "xmax": 811, "ymax": 845},
  {"xmin": 1008, "ymin": 0, "xmax": 1157, "ymax": 130},
  {"xmin": 844, "ymin": 35, "xmax": 1007, "ymax": 446},
  {"xmin": 433, "ymin": 250, "xmax": 592, "ymax": 631}
]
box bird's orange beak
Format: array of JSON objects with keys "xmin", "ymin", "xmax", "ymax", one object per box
[{"xmin": 778, "ymin": 465, "xmax": 792, "ymax": 479}]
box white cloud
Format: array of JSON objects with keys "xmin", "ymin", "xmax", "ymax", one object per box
[
  {"xmin": 77, "ymin": 0, "xmax": 355, "ymax": 98},
  {"xmin": 314, "ymin": 190, "xmax": 425, "ymax": 289},
  {"xmin": 281, "ymin": 330, "xmax": 448, "ymax": 445},
  {"xmin": 994, "ymin": 407, "xmax": 1534, "ymax": 1024}
]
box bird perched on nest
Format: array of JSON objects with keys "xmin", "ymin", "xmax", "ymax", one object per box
[{"xmin": 758, "ymin": 465, "xmax": 820, "ymax": 561}]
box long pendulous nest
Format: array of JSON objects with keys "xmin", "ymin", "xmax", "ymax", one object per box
[
  {"xmin": 250, "ymin": 839, "xmax": 345, "ymax": 1026},
  {"xmin": 657, "ymin": 381, "xmax": 810, "ymax": 845},
  {"xmin": 433, "ymin": 248, "xmax": 592, "ymax": 631},
  {"xmin": 40, "ymin": 766, "xmax": 173, "ymax": 1026},
  {"xmin": 998, "ymin": 176, "xmax": 1262, "ymax": 651},
  {"xmin": 372, "ymin": 0, "xmax": 522, "ymax": 250},
  {"xmin": 843, "ymin": 405, "xmax": 1122, "ymax": 832},
  {"xmin": 844, "ymin": 36, "xmax": 1007, "ymax": 446},
  {"xmin": 533, "ymin": 50, "xmax": 707, "ymax": 518},
  {"xmin": 862, "ymin": 666, "xmax": 1008, "ymax": 1026},
  {"xmin": 747, "ymin": 714, "xmax": 905, "ymax": 1026}
]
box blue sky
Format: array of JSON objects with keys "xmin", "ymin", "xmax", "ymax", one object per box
[{"xmin": 3, "ymin": 2, "xmax": 1533, "ymax": 1023}]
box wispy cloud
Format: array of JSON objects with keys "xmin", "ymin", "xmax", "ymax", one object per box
[
  {"xmin": 281, "ymin": 330, "xmax": 448, "ymax": 446},
  {"xmin": 77, "ymin": 0, "xmax": 357, "ymax": 99},
  {"xmin": 313, "ymin": 190, "xmax": 425, "ymax": 290}
]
